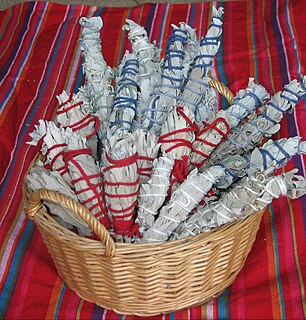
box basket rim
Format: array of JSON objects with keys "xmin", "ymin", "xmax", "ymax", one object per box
[{"xmin": 26, "ymin": 188, "xmax": 265, "ymax": 254}]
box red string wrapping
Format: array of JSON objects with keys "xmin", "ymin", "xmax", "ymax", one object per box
[
  {"xmin": 191, "ymin": 117, "xmax": 231, "ymax": 168},
  {"xmin": 137, "ymin": 155, "xmax": 154, "ymax": 180},
  {"xmin": 36, "ymin": 134, "xmax": 70, "ymax": 183},
  {"xmin": 158, "ymin": 107, "xmax": 198, "ymax": 153},
  {"xmin": 62, "ymin": 114, "xmax": 100, "ymax": 139},
  {"xmin": 169, "ymin": 155, "xmax": 189, "ymax": 192},
  {"xmin": 57, "ymin": 97, "xmax": 100, "ymax": 139},
  {"xmin": 43, "ymin": 143, "xmax": 69, "ymax": 177},
  {"xmin": 103, "ymin": 151, "xmax": 141, "ymax": 238},
  {"xmin": 65, "ymin": 148, "xmax": 111, "ymax": 230},
  {"xmin": 198, "ymin": 187, "xmax": 217, "ymax": 206},
  {"xmin": 57, "ymin": 92, "xmax": 73, "ymax": 109},
  {"xmin": 57, "ymin": 101, "xmax": 83, "ymax": 115},
  {"xmin": 190, "ymin": 188, "xmax": 218, "ymax": 215},
  {"xmin": 158, "ymin": 106, "xmax": 198, "ymax": 191},
  {"xmin": 36, "ymin": 134, "xmax": 46, "ymax": 154}
]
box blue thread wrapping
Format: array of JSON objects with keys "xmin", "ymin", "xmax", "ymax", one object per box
[
  {"xmin": 242, "ymin": 154, "xmax": 251, "ymax": 169},
  {"xmin": 227, "ymin": 127, "xmax": 252, "ymax": 149},
  {"xmin": 144, "ymin": 27, "xmax": 187, "ymax": 130},
  {"xmin": 258, "ymin": 141, "xmax": 291, "ymax": 169},
  {"xmin": 234, "ymin": 100, "xmax": 253, "ymax": 114},
  {"xmin": 182, "ymin": 84, "xmax": 207, "ymax": 96},
  {"xmin": 144, "ymin": 96, "xmax": 160, "ymax": 130},
  {"xmin": 80, "ymin": 24, "xmax": 102, "ymax": 53},
  {"xmin": 280, "ymin": 87, "xmax": 300, "ymax": 104},
  {"xmin": 154, "ymin": 83, "xmax": 182, "ymax": 90},
  {"xmin": 219, "ymin": 162, "xmax": 238, "ymax": 179},
  {"xmin": 229, "ymin": 92, "xmax": 261, "ymax": 122},
  {"xmin": 266, "ymin": 101, "xmax": 285, "ymax": 113},
  {"xmin": 259, "ymin": 149, "xmax": 277, "ymax": 170},
  {"xmin": 246, "ymin": 91, "xmax": 262, "ymax": 107},
  {"xmin": 161, "ymin": 74, "xmax": 184, "ymax": 83},
  {"xmin": 166, "ymin": 28, "xmax": 188, "ymax": 51},
  {"xmin": 228, "ymin": 111, "xmax": 244, "ymax": 121},
  {"xmin": 111, "ymin": 58, "xmax": 138, "ymax": 129},
  {"xmin": 257, "ymin": 112, "xmax": 277, "ymax": 125},
  {"xmin": 187, "ymin": 77, "xmax": 210, "ymax": 86},
  {"xmin": 299, "ymin": 77, "xmax": 306, "ymax": 93},
  {"xmin": 272, "ymin": 141, "xmax": 291, "ymax": 159},
  {"xmin": 243, "ymin": 119, "xmax": 266, "ymax": 134}
]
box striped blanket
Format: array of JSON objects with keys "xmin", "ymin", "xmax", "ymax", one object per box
[{"xmin": 1, "ymin": 1, "xmax": 305, "ymax": 319}]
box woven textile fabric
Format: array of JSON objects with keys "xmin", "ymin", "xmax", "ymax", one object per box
[{"xmin": 1, "ymin": 1, "xmax": 306, "ymax": 319}]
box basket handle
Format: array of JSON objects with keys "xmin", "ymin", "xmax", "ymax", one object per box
[
  {"xmin": 208, "ymin": 70, "xmax": 234, "ymax": 104},
  {"xmin": 26, "ymin": 188, "xmax": 116, "ymax": 258}
]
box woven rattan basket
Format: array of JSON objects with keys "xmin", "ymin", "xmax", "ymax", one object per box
[{"xmin": 24, "ymin": 77, "xmax": 265, "ymax": 317}]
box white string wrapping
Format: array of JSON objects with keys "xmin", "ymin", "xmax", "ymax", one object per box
[
  {"xmin": 141, "ymin": 165, "xmax": 225, "ymax": 242},
  {"xmin": 175, "ymin": 169, "xmax": 306, "ymax": 238},
  {"xmin": 136, "ymin": 154, "xmax": 174, "ymax": 233}
]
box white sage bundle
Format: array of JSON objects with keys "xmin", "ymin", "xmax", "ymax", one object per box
[
  {"xmin": 79, "ymin": 16, "xmax": 115, "ymax": 137},
  {"xmin": 178, "ymin": 7, "xmax": 224, "ymax": 123},
  {"xmin": 190, "ymin": 79, "xmax": 269, "ymax": 168},
  {"xmin": 65, "ymin": 132, "xmax": 110, "ymax": 230},
  {"xmin": 176, "ymin": 169, "xmax": 306, "ymax": 238},
  {"xmin": 181, "ymin": 24, "xmax": 199, "ymax": 79},
  {"xmin": 109, "ymin": 52, "xmax": 139, "ymax": 134},
  {"xmin": 56, "ymin": 90, "xmax": 99, "ymax": 158},
  {"xmin": 215, "ymin": 136, "xmax": 306, "ymax": 189},
  {"xmin": 196, "ymin": 85, "xmax": 218, "ymax": 125},
  {"xmin": 27, "ymin": 120, "xmax": 71, "ymax": 185},
  {"xmin": 102, "ymin": 131, "xmax": 140, "ymax": 241},
  {"xmin": 123, "ymin": 19, "xmax": 161, "ymax": 76},
  {"xmin": 141, "ymin": 165, "xmax": 225, "ymax": 242},
  {"xmin": 141, "ymin": 23, "xmax": 189, "ymax": 135},
  {"xmin": 136, "ymin": 155, "xmax": 174, "ymax": 233},
  {"xmin": 123, "ymin": 19, "xmax": 161, "ymax": 127},
  {"xmin": 214, "ymin": 154, "xmax": 250, "ymax": 189},
  {"xmin": 27, "ymin": 163, "xmax": 92, "ymax": 237},
  {"xmin": 247, "ymin": 137, "xmax": 306, "ymax": 176},
  {"xmin": 159, "ymin": 106, "xmax": 197, "ymax": 189},
  {"xmin": 27, "ymin": 119, "xmax": 48, "ymax": 154},
  {"xmin": 206, "ymin": 78, "xmax": 306, "ymax": 165},
  {"xmin": 132, "ymin": 129, "xmax": 160, "ymax": 183}
]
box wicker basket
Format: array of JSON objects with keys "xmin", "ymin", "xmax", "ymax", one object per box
[
  {"xmin": 24, "ymin": 77, "xmax": 265, "ymax": 317},
  {"xmin": 25, "ymin": 183, "xmax": 264, "ymax": 317}
]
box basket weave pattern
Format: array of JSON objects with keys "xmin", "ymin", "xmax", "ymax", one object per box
[{"xmin": 26, "ymin": 188, "xmax": 264, "ymax": 316}]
